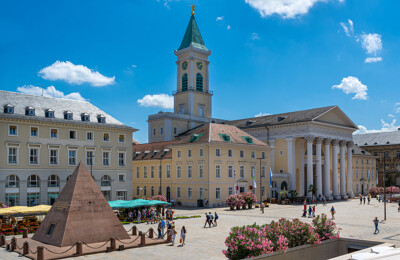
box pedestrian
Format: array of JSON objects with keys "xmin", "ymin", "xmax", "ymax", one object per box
[
  {"xmin": 363, "ymin": 196, "xmax": 366, "ymax": 204},
  {"xmin": 303, "ymin": 199, "xmax": 307, "ymax": 211},
  {"xmin": 209, "ymin": 212, "xmax": 214, "ymax": 227},
  {"xmin": 312, "ymin": 205, "xmax": 316, "ymax": 217},
  {"xmin": 180, "ymin": 226, "xmax": 186, "ymax": 246},
  {"xmin": 214, "ymin": 212, "xmax": 218, "ymax": 226},
  {"xmin": 398, "ymin": 201, "xmax": 400, "ymax": 212},
  {"xmin": 367, "ymin": 194, "xmax": 371, "ymax": 205},
  {"xmin": 261, "ymin": 201, "xmax": 265, "ymax": 214},
  {"xmin": 171, "ymin": 226, "xmax": 177, "ymax": 246},
  {"xmin": 157, "ymin": 220, "xmax": 162, "ymax": 239},
  {"xmin": 204, "ymin": 198, "xmax": 208, "ymax": 208},
  {"xmin": 373, "ymin": 217, "xmax": 379, "ymax": 234},
  {"xmin": 161, "ymin": 218, "xmax": 166, "ymax": 238},
  {"xmin": 308, "ymin": 206, "xmax": 312, "ymax": 218},
  {"xmin": 167, "ymin": 220, "xmax": 172, "ymax": 235},
  {"xmin": 137, "ymin": 210, "xmax": 141, "ymax": 224},
  {"xmin": 379, "ymin": 195, "xmax": 381, "ymax": 203},
  {"xmin": 204, "ymin": 213, "xmax": 209, "ymax": 228},
  {"xmin": 323, "ymin": 197, "xmax": 327, "ymax": 206},
  {"xmin": 330, "ymin": 206, "xmax": 335, "ymax": 220},
  {"xmin": 359, "ymin": 194, "xmax": 362, "ymax": 204}
]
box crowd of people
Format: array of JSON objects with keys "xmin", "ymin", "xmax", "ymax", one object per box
[
  {"xmin": 125, "ymin": 207, "xmax": 175, "ymax": 224},
  {"xmin": 204, "ymin": 212, "xmax": 218, "ymax": 228}
]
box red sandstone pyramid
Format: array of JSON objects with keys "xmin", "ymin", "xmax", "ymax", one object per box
[{"xmin": 32, "ymin": 162, "xmax": 130, "ymax": 246}]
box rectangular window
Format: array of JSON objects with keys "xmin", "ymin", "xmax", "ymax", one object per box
[
  {"xmin": 103, "ymin": 133, "xmax": 110, "ymax": 142},
  {"xmin": 69, "ymin": 130, "xmax": 76, "ymax": 140},
  {"xmin": 188, "ymin": 149, "xmax": 192, "ymax": 158},
  {"xmin": 199, "ymin": 188, "xmax": 204, "ymax": 199},
  {"xmin": 116, "ymin": 191, "xmax": 127, "ymax": 200},
  {"xmin": 158, "ymin": 165, "xmax": 162, "ymax": 178},
  {"xmin": 228, "ymin": 165, "xmax": 233, "ymax": 178},
  {"xmin": 103, "ymin": 151, "xmax": 110, "ymax": 166},
  {"xmin": 356, "ymin": 169, "xmax": 359, "ymax": 179},
  {"xmin": 29, "ymin": 148, "xmax": 39, "ymax": 165},
  {"xmin": 251, "ymin": 151, "xmax": 255, "ymax": 159},
  {"xmin": 136, "ymin": 166, "xmax": 140, "ymax": 178},
  {"xmin": 153, "ymin": 128, "xmax": 156, "ymax": 136},
  {"xmin": 173, "ymin": 127, "xmax": 178, "ymax": 135},
  {"xmin": 86, "ymin": 131, "xmax": 93, "ymax": 141},
  {"xmin": 9, "ymin": 125, "xmax": 17, "ymax": 136},
  {"xmin": 151, "ymin": 166, "xmax": 155, "ymax": 178},
  {"xmin": 30, "ymin": 127, "xmax": 38, "ymax": 137},
  {"xmin": 362, "ymin": 170, "xmax": 364, "ymax": 178},
  {"xmin": 8, "ymin": 147, "xmax": 18, "ymax": 164},
  {"xmin": 228, "ymin": 187, "xmax": 233, "ymax": 196},
  {"xmin": 27, "ymin": 193, "xmax": 40, "ymax": 206},
  {"xmin": 199, "ymin": 148, "xmax": 204, "ymax": 157},
  {"xmin": 199, "ymin": 164, "xmax": 204, "ymax": 179},
  {"xmin": 48, "ymin": 192, "xmax": 59, "ymax": 205},
  {"xmin": 240, "ymin": 150, "xmax": 244, "ymax": 158},
  {"xmin": 68, "ymin": 150, "xmax": 76, "ymax": 165},
  {"xmin": 177, "ymin": 187, "xmax": 181, "ymax": 198},
  {"xmin": 261, "ymin": 151, "xmax": 266, "ymax": 159},
  {"xmin": 5, "ymin": 193, "xmax": 19, "ymax": 207},
  {"xmin": 50, "ymin": 129, "xmax": 58, "ymax": 138},
  {"xmin": 228, "ymin": 149, "xmax": 233, "ymax": 157},
  {"xmin": 50, "ymin": 149, "xmax": 58, "ymax": 165},
  {"xmin": 118, "ymin": 152, "xmax": 125, "ymax": 166},
  {"xmin": 262, "ymin": 186, "xmax": 265, "ymax": 197},
  {"xmin": 216, "ymin": 148, "xmax": 221, "ymax": 157},
  {"xmin": 160, "ymin": 128, "xmax": 164, "ymax": 135},
  {"xmin": 356, "ymin": 184, "xmax": 359, "ymax": 192},
  {"xmin": 187, "ymin": 165, "xmax": 192, "ymax": 178},
  {"xmin": 384, "ymin": 152, "xmax": 389, "ymax": 158},
  {"xmin": 261, "ymin": 166, "xmax": 266, "ymax": 178},
  {"xmin": 177, "ymin": 150, "xmax": 181, "ymax": 158},
  {"xmin": 361, "ymin": 159, "xmax": 364, "ymax": 165},
  {"xmin": 179, "ymin": 105, "xmax": 185, "ymax": 114},
  {"xmin": 216, "ymin": 187, "xmax": 221, "ymax": 200},
  {"xmin": 240, "ymin": 166, "xmax": 245, "ymax": 178},
  {"xmin": 177, "ymin": 165, "xmax": 181, "ymax": 178},
  {"xmin": 198, "ymin": 105, "xmax": 205, "ymax": 117},
  {"xmin": 86, "ymin": 151, "xmax": 94, "ymax": 166},
  {"xmin": 397, "ymin": 151, "xmax": 400, "ymax": 158},
  {"xmin": 119, "ymin": 134, "xmax": 125, "ymax": 143},
  {"xmin": 187, "ymin": 187, "xmax": 192, "ymax": 199},
  {"xmin": 166, "ymin": 165, "xmax": 171, "ymax": 178},
  {"xmin": 118, "ymin": 174, "xmax": 126, "ymax": 182},
  {"xmin": 143, "ymin": 166, "xmax": 147, "ymax": 178},
  {"xmin": 216, "ymin": 164, "xmax": 221, "ymax": 178}
]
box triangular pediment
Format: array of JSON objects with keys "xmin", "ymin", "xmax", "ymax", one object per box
[
  {"xmin": 313, "ymin": 106, "xmax": 358, "ymax": 129},
  {"xmin": 32, "ymin": 162, "xmax": 129, "ymax": 246}
]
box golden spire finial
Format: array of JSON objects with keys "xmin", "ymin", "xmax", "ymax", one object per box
[{"xmin": 190, "ymin": 5, "xmax": 195, "ymax": 16}]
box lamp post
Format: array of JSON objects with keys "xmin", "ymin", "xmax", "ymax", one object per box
[
  {"xmin": 383, "ymin": 153, "xmax": 387, "ymax": 221},
  {"xmin": 159, "ymin": 158, "xmax": 162, "ymax": 196},
  {"xmin": 257, "ymin": 156, "xmax": 264, "ymax": 204}
]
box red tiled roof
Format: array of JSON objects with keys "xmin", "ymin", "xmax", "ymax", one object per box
[{"xmin": 132, "ymin": 140, "xmax": 177, "ymax": 160}]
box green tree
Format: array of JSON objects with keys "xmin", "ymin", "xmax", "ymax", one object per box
[
  {"xmin": 279, "ymin": 189, "xmax": 288, "ymax": 199},
  {"xmin": 289, "ymin": 190, "xmax": 298, "ymax": 201},
  {"xmin": 308, "ymin": 184, "xmax": 317, "ymax": 198}
]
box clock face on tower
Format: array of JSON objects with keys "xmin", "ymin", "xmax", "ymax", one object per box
[
  {"xmin": 196, "ymin": 62, "xmax": 203, "ymax": 70},
  {"xmin": 182, "ymin": 61, "xmax": 188, "ymax": 70}
]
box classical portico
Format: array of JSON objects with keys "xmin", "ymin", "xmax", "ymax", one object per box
[{"xmin": 228, "ymin": 106, "xmax": 358, "ymax": 200}]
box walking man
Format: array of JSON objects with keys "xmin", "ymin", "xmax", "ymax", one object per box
[
  {"xmin": 204, "ymin": 213, "xmax": 209, "ymax": 228},
  {"xmin": 359, "ymin": 194, "xmax": 362, "ymax": 204},
  {"xmin": 363, "ymin": 196, "xmax": 366, "ymax": 204},
  {"xmin": 261, "ymin": 201, "xmax": 265, "ymax": 214},
  {"xmin": 330, "ymin": 206, "xmax": 336, "ymax": 220},
  {"xmin": 373, "ymin": 217, "xmax": 379, "ymax": 234}
]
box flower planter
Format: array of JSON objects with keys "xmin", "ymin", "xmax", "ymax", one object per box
[
  {"xmin": 277, "ymin": 199, "xmax": 282, "ymax": 204},
  {"xmin": 285, "ymin": 199, "xmax": 290, "ymax": 205},
  {"xmin": 248, "ymin": 203, "xmax": 252, "ymax": 209},
  {"xmin": 271, "ymin": 198, "xmax": 276, "ymax": 204},
  {"xmin": 236, "ymin": 205, "xmax": 241, "ymax": 210},
  {"xmin": 230, "ymin": 205, "xmax": 235, "ymax": 210},
  {"xmin": 242, "ymin": 204, "xmax": 247, "ymax": 209}
]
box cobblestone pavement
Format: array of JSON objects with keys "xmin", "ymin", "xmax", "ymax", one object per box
[{"xmin": 2, "ymin": 199, "xmax": 400, "ymax": 260}]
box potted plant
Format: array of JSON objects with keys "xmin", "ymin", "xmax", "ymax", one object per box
[
  {"xmin": 289, "ymin": 190, "xmax": 298, "ymax": 203},
  {"xmin": 235, "ymin": 195, "xmax": 245, "ymax": 210},
  {"xmin": 308, "ymin": 184, "xmax": 317, "ymax": 202},
  {"xmin": 279, "ymin": 189, "xmax": 288, "ymax": 204},
  {"xmin": 226, "ymin": 195, "xmax": 237, "ymax": 210},
  {"xmin": 242, "ymin": 192, "xmax": 257, "ymax": 209}
]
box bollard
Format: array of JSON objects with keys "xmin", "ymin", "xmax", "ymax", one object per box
[
  {"xmin": 132, "ymin": 226, "xmax": 137, "ymax": 236},
  {"xmin": 118, "ymin": 245, "xmax": 124, "ymax": 251},
  {"xmin": 11, "ymin": 237, "xmax": 16, "ymax": 251},
  {"xmin": 0, "ymin": 234, "xmax": 5, "ymax": 246},
  {"xmin": 76, "ymin": 242, "xmax": 83, "ymax": 256},
  {"xmin": 167, "ymin": 231, "xmax": 172, "ymax": 242},
  {"xmin": 110, "ymin": 237, "xmax": 116, "ymax": 251},
  {"xmin": 140, "ymin": 233, "xmax": 146, "ymax": 246},
  {"xmin": 23, "ymin": 241, "xmax": 29, "ymax": 255},
  {"xmin": 23, "ymin": 229, "xmax": 28, "ymax": 238},
  {"xmin": 37, "ymin": 246, "xmax": 44, "ymax": 260},
  {"xmin": 149, "ymin": 228, "xmax": 154, "ymax": 238}
]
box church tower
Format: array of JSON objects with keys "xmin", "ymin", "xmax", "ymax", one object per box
[
  {"xmin": 147, "ymin": 11, "xmax": 221, "ymax": 143},
  {"xmin": 174, "ymin": 15, "xmax": 212, "ymax": 118}
]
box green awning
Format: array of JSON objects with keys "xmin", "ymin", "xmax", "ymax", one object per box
[{"xmin": 108, "ymin": 199, "xmax": 171, "ymax": 209}]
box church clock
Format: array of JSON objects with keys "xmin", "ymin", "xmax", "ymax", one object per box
[{"xmin": 196, "ymin": 61, "xmax": 203, "ymax": 70}]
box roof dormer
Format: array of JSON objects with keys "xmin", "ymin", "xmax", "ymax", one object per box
[
  {"xmin": 64, "ymin": 111, "xmax": 73, "ymax": 120},
  {"xmin": 97, "ymin": 114, "xmax": 106, "ymax": 123},
  {"xmin": 81, "ymin": 113, "xmax": 90, "ymax": 122},
  {"xmin": 25, "ymin": 106, "xmax": 35, "ymax": 116},
  {"xmin": 45, "ymin": 109, "xmax": 55, "ymax": 118},
  {"xmin": 3, "ymin": 104, "xmax": 14, "ymax": 114}
]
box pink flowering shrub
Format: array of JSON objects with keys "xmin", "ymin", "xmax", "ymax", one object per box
[
  {"xmin": 223, "ymin": 216, "xmax": 340, "ymax": 259},
  {"xmin": 241, "ymin": 192, "xmax": 257, "ymax": 205},
  {"xmin": 369, "ymin": 186, "xmax": 400, "ymax": 196},
  {"xmin": 0, "ymin": 201, "xmax": 8, "ymax": 208},
  {"xmin": 151, "ymin": 195, "xmax": 167, "ymax": 202},
  {"xmin": 226, "ymin": 195, "xmax": 238, "ymax": 206}
]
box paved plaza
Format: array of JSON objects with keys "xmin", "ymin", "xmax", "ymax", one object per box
[{"xmin": 2, "ymin": 199, "xmax": 400, "ymax": 259}]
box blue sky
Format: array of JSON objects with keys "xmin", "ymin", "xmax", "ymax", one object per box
[{"xmin": 1, "ymin": 0, "xmax": 400, "ymax": 143}]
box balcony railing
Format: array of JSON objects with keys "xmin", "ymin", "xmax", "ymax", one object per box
[{"xmin": 173, "ymin": 87, "xmax": 213, "ymax": 95}]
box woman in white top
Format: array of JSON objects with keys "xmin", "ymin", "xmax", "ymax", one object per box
[{"xmin": 181, "ymin": 226, "xmax": 187, "ymax": 246}]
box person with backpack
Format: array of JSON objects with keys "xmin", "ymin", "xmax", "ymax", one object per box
[
  {"xmin": 214, "ymin": 212, "xmax": 219, "ymax": 226},
  {"xmin": 161, "ymin": 218, "xmax": 166, "ymax": 238},
  {"xmin": 204, "ymin": 213, "xmax": 209, "ymax": 228},
  {"xmin": 331, "ymin": 206, "xmax": 336, "ymax": 220},
  {"xmin": 209, "ymin": 212, "xmax": 213, "ymax": 227}
]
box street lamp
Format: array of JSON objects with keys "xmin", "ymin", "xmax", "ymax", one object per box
[
  {"xmin": 159, "ymin": 158, "xmax": 162, "ymax": 195},
  {"xmin": 379, "ymin": 151, "xmax": 387, "ymax": 221},
  {"xmin": 257, "ymin": 156, "xmax": 264, "ymax": 204}
]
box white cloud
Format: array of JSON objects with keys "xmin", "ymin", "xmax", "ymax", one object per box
[
  {"xmin": 244, "ymin": 0, "xmax": 336, "ymax": 19},
  {"xmin": 39, "ymin": 61, "xmax": 115, "ymax": 87},
  {"xmin": 255, "ymin": 112, "xmax": 271, "ymax": 117},
  {"xmin": 251, "ymin": 33, "xmax": 260, "ymax": 40},
  {"xmin": 17, "ymin": 85, "xmax": 85, "ymax": 101},
  {"xmin": 332, "ymin": 76, "xmax": 368, "ymax": 100},
  {"xmin": 137, "ymin": 94, "xmax": 173, "ymax": 109},
  {"xmin": 216, "ymin": 16, "xmax": 224, "ymax": 21},
  {"xmin": 395, "ymin": 103, "xmax": 400, "ymax": 113},
  {"xmin": 340, "ymin": 19, "xmax": 353, "ymax": 37},
  {"xmin": 361, "ymin": 33, "xmax": 382, "ymax": 56},
  {"xmin": 227, "ymin": 25, "xmax": 231, "ymax": 30},
  {"xmin": 388, "ymin": 114, "xmax": 395, "ymax": 118},
  {"xmin": 156, "ymin": 0, "xmax": 172, "ymax": 8},
  {"xmin": 131, "ymin": 65, "xmax": 137, "ymax": 68},
  {"xmin": 355, "ymin": 119, "xmax": 400, "ymax": 134},
  {"xmin": 365, "ymin": 57, "xmax": 382, "ymax": 63}
]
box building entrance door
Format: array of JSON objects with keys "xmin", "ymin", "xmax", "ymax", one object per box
[
  {"xmin": 239, "ymin": 187, "xmax": 245, "ymax": 193},
  {"xmin": 166, "ymin": 187, "xmax": 171, "ymax": 202}
]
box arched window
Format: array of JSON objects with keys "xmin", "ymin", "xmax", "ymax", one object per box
[
  {"xmin": 101, "ymin": 175, "xmax": 111, "ymax": 186},
  {"xmin": 280, "ymin": 181, "xmax": 288, "ymax": 191},
  {"xmin": 151, "ymin": 186, "xmax": 155, "ymax": 196},
  {"xmin": 196, "ymin": 73, "xmax": 203, "ymax": 92},
  {"xmin": 6, "ymin": 175, "xmax": 19, "ymax": 188},
  {"xmin": 182, "ymin": 74, "xmax": 188, "ymax": 92},
  {"xmin": 27, "ymin": 175, "xmax": 40, "ymax": 188},
  {"xmin": 48, "ymin": 175, "xmax": 60, "ymax": 187}
]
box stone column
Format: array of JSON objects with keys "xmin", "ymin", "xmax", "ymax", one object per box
[
  {"xmin": 347, "ymin": 141, "xmax": 354, "ymax": 198},
  {"xmin": 315, "ymin": 137, "xmax": 323, "ymax": 197},
  {"xmin": 306, "ymin": 136, "xmax": 314, "ymax": 197},
  {"xmin": 286, "ymin": 138, "xmax": 296, "ymax": 191},
  {"xmin": 340, "ymin": 141, "xmax": 348, "ymax": 199},
  {"xmin": 324, "ymin": 138, "xmax": 332, "ymax": 200},
  {"xmin": 299, "ymin": 139, "xmax": 305, "ymax": 197},
  {"xmin": 332, "ymin": 139, "xmax": 340, "ymax": 199}
]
